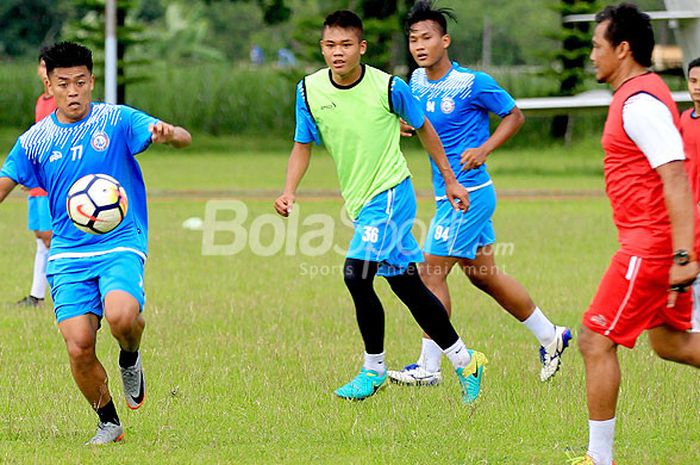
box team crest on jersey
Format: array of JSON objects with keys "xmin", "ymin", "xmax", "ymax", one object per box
[
  {"xmin": 440, "ymin": 97, "xmax": 455, "ymax": 114},
  {"xmin": 91, "ymin": 131, "xmax": 109, "ymax": 152}
]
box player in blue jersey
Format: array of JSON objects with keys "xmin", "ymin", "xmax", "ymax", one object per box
[
  {"xmin": 387, "ymin": 1, "xmax": 572, "ymax": 386},
  {"xmin": 0, "ymin": 42, "xmax": 191, "ymax": 444}
]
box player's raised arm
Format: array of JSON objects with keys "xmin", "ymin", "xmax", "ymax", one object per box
[
  {"xmin": 415, "ymin": 117, "xmax": 470, "ymax": 212},
  {"xmin": 275, "ymin": 142, "xmax": 312, "ymax": 217},
  {"xmin": 0, "ymin": 176, "xmax": 17, "ymax": 203},
  {"xmin": 149, "ymin": 121, "xmax": 192, "ymax": 148}
]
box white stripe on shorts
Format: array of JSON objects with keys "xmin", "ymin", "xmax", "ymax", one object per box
[{"xmin": 605, "ymin": 255, "xmax": 641, "ymax": 336}]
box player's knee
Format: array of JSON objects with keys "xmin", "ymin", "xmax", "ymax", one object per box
[
  {"xmin": 419, "ymin": 267, "xmax": 445, "ymax": 289},
  {"xmin": 105, "ymin": 309, "xmax": 138, "ymax": 337},
  {"xmin": 466, "ymin": 268, "xmax": 492, "ymax": 289},
  {"xmin": 65, "ymin": 336, "xmax": 96, "ymax": 363},
  {"xmin": 577, "ymin": 327, "xmax": 607, "ymax": 358},
  {"xmin": 343, "ymin": 264, "xmax": 374, "ymax": 292},
  {"xmin": 650, "ymin": 337, "xmax": 686, "ymax": 363}
]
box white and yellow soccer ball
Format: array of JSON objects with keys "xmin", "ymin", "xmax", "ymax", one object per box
[{"xmin": 66, "ymin": 174, "xmax": 128, "ymax": 235}]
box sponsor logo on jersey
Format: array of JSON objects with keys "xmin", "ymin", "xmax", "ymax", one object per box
[
  {"xmin": 91, "ymin": 131, "xmax": 110, "ymax": 152},
  {"xmin": 320, "ymin": 102, "xmax": 337, "ymax": 111},
  {"xmin": 49, "ymin": 151, "xmax": 63, "ymax": 163},
  {"xmin": 440, "ymin": 97, "xmax": 455, "ymax": 114}
]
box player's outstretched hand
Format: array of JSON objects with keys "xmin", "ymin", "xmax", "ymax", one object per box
[
  {"xmin": 667, "ymin": 261, "xmax": 699, "ymax": 307},
  {"xmin": 274, "ymin": 193, "xmax": 295, "ymax": 217},
  {"xmin": 149, "ymin": 121, "xmax": 176, "ymax": 144},
  {"xmin": 460, "ymin": 146, "xmax": 489, "ymax": 170},
  {"xmin": 445, "ymin": 180, "xmax": 469, "ymax": 213},
  {"xmin": 399, "ymin": 118, "xmax": 415, "ymax": 138}
]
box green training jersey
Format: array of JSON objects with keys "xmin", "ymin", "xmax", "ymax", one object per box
[{"xmin": 299, "ymin": 64, "xmax": 423, "ymax": 219}]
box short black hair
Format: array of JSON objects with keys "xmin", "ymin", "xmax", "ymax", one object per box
[
  {"xmin": 688, "ymin": 57, "xmax": 700, "ymax": 75},
  {"xmin": 595, "ymin": 3, "xmax": 654, "ymax": 68},
  {"xmin": 43, "ymin": 42, "xmax": 93, "ymax": 75},
  {"xmin": 323, "ymin": 10, "xmax": 363, "ymax": 39},
  {"xmin": 405, "ymin": 0, "xmax": 457, "ymax": 36}
]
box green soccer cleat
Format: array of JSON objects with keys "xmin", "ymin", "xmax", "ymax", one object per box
[
  {"xmin": 566, "ymin": 454, "xmax": 616, "ymax": 465},
  {"xmin": 455, "ymin": 350, "xmax": 488, "ymax": 404},
  {"xmin": 334, "ymin": 368, "xmax": 387, "ymax": 400}
]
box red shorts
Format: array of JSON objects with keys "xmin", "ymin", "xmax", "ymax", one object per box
[{"xmin": 583, "ymin": 251, "xmax": 692, "ymax": 348}]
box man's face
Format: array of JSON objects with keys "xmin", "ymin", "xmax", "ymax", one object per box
[
  {"xmin": 688, "ymin": 66, "xmax": 700, "ymax": 105},
  {"xmin": 590, "ymin": 21, "xmax": 620, "ymax": 84},
  {"xmin": 320, "ymin": 26, "xmax": 366, "ymax": 78},
  {"xmin": 47, "ymin": 65, "xmax": 94, "ymax": 123},
  {"xmin": 408, "ymin": 20, "xmax": 449, "ymax": 68}
]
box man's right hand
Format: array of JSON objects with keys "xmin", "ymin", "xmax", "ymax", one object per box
[
  {"xmin": 274, "ymin": 193, "xmax": 295, "ymax": 217},
  {"xmin": 399, "ymin": 118, "xmax": 416, "ymax": 138}
]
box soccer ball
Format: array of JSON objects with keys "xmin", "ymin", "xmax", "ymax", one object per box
[{"xmin": 66, "ymin": 174, "xmax": 128, "ymax": 234}]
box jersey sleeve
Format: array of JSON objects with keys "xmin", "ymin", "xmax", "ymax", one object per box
[
  {"xmin": 294, "ymin": 80, "xmax": 320, "ymax": 145},
  {"xmin": 473, "ymin": 72, "xmax": 516, "ymax": 118},
  {"xmin": 390, "ymin": 76, "xmax": 425, "ymax": 129},
  {"xmin": 622, "ymin": 93, "xmax": 685, "ymax": 169},
  {"xmin": 0, "ymin": 139, "xmax": 40, "ymax": 188},
  {"xmin": 120, "ymin": 105, "xmax": 159, "ymax": 156}
]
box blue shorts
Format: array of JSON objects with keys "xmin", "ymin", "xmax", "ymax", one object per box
[
  {"xmin": 46, "ymin": 252, "xmax": 145, "ymax": 323},
  {"xmin": 424, "ymin": 184, "xmax": 496, "ymax": 259},
  {"xmin": 27, "ymin": 196, "xmax": 51, "ymax": 232},
  {"xmin": 346, "ymin": 177, "xmax": 424, "ymax": 277}
]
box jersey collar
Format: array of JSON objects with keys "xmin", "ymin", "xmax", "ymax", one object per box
[
  {"xmin": 425, "ymin": 61, "xmax": 460, "ymax": 84},
  {"xmin": 51, "ymin": 102, "xmax": 95, "ymax": 128},
  {"xmin": 328, "ymin": 64, "xmax": 366, "ymax": 90}
]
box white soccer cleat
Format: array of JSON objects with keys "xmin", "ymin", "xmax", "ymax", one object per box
[
  {"xmin": 539, "ymin": 326, "xmax": 573, "ymax": 382},
  {"xmin": 387, "ymin": 363, "xmax": 442, "ymax": 386},
  {"xmin": 85, "ymin": 421, "xmax": 124, "ymax": 445}
]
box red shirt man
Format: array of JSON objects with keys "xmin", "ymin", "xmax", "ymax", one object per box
[
  {"xmin": 574, "ymin": 5, "xmax": 700, "ymax": 465},
  {"xmin": 29, "ymin": 89, "xmax": 57, "ymax": 198},
  {"xmin": 680, "ymin": 57, "xmax": 700, "ymax": 333}
]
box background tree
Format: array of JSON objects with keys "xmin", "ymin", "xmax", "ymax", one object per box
[
  {"xmin": 550, "ymin": 0, "xmax": 600, "ymax": 140},
  {"xmin": 62, "ymin": 0, "xmax": 153, "ymax": 104},
  {"xmin": 0, "ymin": 0, "xmax": 71, "ymax": 58}
]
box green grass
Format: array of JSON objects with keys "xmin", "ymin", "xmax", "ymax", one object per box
[{"xmin": 1, "ymin": 136, "xmax": 699, "ymax": 464}]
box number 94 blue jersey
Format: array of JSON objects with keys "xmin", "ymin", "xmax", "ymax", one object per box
[{"xmin": 409, "ymin": 62, "xmax": 516, "ymax": 198}]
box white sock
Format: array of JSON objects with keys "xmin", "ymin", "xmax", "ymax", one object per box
[
  {"xmin": 522, "ymin": 307, "xmax": 556, "ymax": 346},
  {"xmin": 587, "ymin": 418, "xmax": 616, "ymax": 465},
  {"xmin": 30, "ymin": 238, "xmax": 49, "ymax": 299},
  {"xmin": 364, "ymin": 352, "xmax": 386, "ymax": 375},
  {"xmin": 443, "ymin": 339, "xmax": 471, "ymax": 369},
  {"xmin": 419, "ymin": 338, "xmax": 443, "ymax": 372}
]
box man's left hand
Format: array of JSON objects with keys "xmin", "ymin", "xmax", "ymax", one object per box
[
  {"xmin": 460, "ymin": 146, "xmax": 489, "ymax": 171},
  {"xmin": 667, "ymin": 261, "xmax": 700, "ymax": 307},
  {"xmin": 149, "ymin": 121, "xmax": 175, "ymax": 144}
]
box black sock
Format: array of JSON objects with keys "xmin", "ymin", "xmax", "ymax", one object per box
[
  {"xmin": 119, "ymin": 349, "xmax": 139, "ymax": 368},
  {"xmin": 95, "ymin": 399, "xmax": 120, "ymax": 425},
  {"xmin": 344, "ymin": 258, "xmax": 385, "ymax": 354},
  {"xmin": 385, "ymin": 262, "xmax": 459, "ymax": 350}
]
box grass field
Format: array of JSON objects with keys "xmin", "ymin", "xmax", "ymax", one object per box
[{"xmin": 1, "ymin": 133, "xmax": 699, "ymax": 464}]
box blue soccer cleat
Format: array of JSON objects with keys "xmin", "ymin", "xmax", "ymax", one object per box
[
  {"xmin": 335, "ymin": 368, "xmax": 387, "ymax": 400},
  {"xmin": 455, "ymin": 350, "xmax": 488, "ymax": 404}
]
